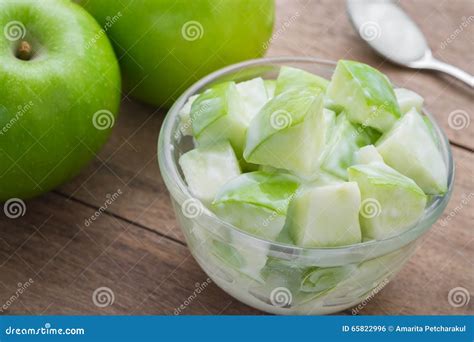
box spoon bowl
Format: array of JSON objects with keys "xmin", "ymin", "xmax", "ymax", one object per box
[{"xmin": 347, "ymin": 0, "xmax": 473, "ymax": 87}]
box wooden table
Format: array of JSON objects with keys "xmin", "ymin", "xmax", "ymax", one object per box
[{"xmin": 1, "ymin": 0, "xmax": 472, "ymax": 315}]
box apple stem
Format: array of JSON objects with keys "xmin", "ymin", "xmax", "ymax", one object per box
[{"xmin": 16, "ymin": 41, "xmax": 32, "ymax": 61}]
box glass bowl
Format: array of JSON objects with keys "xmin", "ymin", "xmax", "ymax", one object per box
[{"xmin": 158, "ymin": 57, "xmax": 454, "ymax": 315}]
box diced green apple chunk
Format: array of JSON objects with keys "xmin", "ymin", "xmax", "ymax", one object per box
[
  {"xmin": 264, "ymin": 80, "xmax": 276, "ymax": 99},
  {"xmin": 320, "ymin": 113, "xmax": 374, "ymax": 179},
  {"xmin": 376, "ymin": 108, "xmax": 447, "ymax": 194},
  {"xmin": 191, "ymin": 81, "xmax": 247, "ymax": 155},
  {"xmin": 327, "ymin": 60, "xmax": 401, "ymax": 132},
  {"xmin": 236, "ymin": 77, "xmax": 269, "ymax": 124},
  {"xmin": 348, "ymin": 162, "xmax": 427, "ymax": 240},
  {"xmin": 274, "ymin": 66, "xmax": 329, "ymax": 96},
  {"xmin": 244, "ymin": 89, "xmax": 327, "ymax": 176},
  {"xmin": 179, "ymin": 141, "xmax": 241, "ymax": 204},
  {"xmin": 394, "ymin": 88, "xmax": 424, "ymax": 114},
  {"xmin": 286, "ymin": 182, "xmax": 362, "ymax": 247},
  {"xmin": 354, "ymin": 145, "xmax": 384, "ymax": 164},
  {"xmin": 212, "ymin": 171, "xmax": 300, "ymax": 241}
]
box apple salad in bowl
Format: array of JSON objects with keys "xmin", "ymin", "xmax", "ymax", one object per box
[{"xmin": 158, "ymin": 57, "xmax": 453, "ymax": 314}]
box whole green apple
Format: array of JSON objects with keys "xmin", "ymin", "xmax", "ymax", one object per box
[
  {"xmin": 0, "ymin": 0, "xmax": 121, "ymax": 201},
  {"xmin": 79, "ymin": 0, "xmax": 275, "ymax": 107}
]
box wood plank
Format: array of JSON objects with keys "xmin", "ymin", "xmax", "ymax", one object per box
[{"xmin": 0, "ymin": 193, "xmax": 258, "ymax": 315}]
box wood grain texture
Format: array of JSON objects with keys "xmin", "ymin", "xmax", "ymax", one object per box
[{"xmin": 0, "ymin": 0, "xmax": 472, "ymax": 315}]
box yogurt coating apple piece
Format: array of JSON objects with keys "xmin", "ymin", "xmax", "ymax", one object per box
[
  {"xmin": 274, "ymin": 66, "xmax": 329, "ymax": 96},
  {"xmin": 244, "ymin": 88, "xmax": 327, "ymax": 177},
  {"xmin": 320, "ymin": 113, "xmax": 374, "ymax": 179},
  {"xmin": 177, "ymin": 94, "xmax": 199, "ymax": 136},
  {"xmin": 376, "ymin": 108, "xmax": 447, "ymax": 194},
  {"xmin": 285, "ymin": 182, "xmax": 362, "ymax": 248},
  {"xmin": 264, "ymin": 80, "xmax": 276, "ymax": 99},
  {"xmin": 236, "ymin": 77, "xmax": 269, "ymax": 123},
  {"xmin": 179, "ymin": 141, "xmax": 241, "ymax": 205},
  {"xmin": 327, "ymin": 60, "xmax": 401, "ymax": 132},
  {"xmin": 354, "ymin": 145, "xmax": 384, "ymax": 165},
  {"xmin": 348, "ymin": 162, "xmax": 427, "ymax": 240},
  {"xmin": 394, "ymin": 88, "xmax": 424, "ymax": 114},
  {"xmin": 212, "ymin": 171, "xmax": 300, "ymax": 241},
  {"xmin": 190, "ymin": 81, "xmax": 247, "ymax": 156}
]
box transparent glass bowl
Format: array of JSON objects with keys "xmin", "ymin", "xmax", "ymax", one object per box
[{"xmin": 158, "ymin": 57, "xmax": 454, "ymax": 315}]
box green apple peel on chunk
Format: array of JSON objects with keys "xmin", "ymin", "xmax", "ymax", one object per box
[
  {"xmin": 236, "ymin": 77, "xmax": 269, "ymax": 123},
  {"xmin": 274, "ymin": 66, "xmax": 329, "ymax": 96},
  {"xmin": 300, "ymin": 265, "xmax": 356, "ymax": 293},
  {"xmin": 394, "ymin": 88, "xmax": 424, "ymax": 114},
  {"xmin": 286, "ymin": 182, "xmax": 362, "ymax": 247},
  {"xmin": 348, "ymin": 163, "xmax": 427, "ymax": 240},
  {"xmin": 354, "ymin": 145, "xmax": 384, "ymax": 164},
  {"xmin": 244, "ymin": 89, "xmax": 326, "ymax": 176},
  {"xmin": 212, "ymin": 171, "xmax": 300, "ymax": 241},
  {"xmin": 320, "ymin": 113, "xmax": 374, "ymax": 179},
  {"xmin": 376, "ymin": 108, "xmax": 447, "ymax": 194},
  {"xmin": 327, "ymin": 60, "xmax": 401, "ymax": 132},
  {"xmin": 179, "ymin": 141, "xmax": 241, "ymax": 204},
  {"xmin": 191, "ymin": 81, "xmax": 247, "ymax": 155}
]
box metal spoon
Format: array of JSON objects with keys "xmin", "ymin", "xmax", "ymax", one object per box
[{"xmin": 347, "ymin": 0, "xmax": 474, "ymax": 88}]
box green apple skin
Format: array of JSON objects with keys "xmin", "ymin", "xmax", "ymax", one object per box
[
  {"xmin": 0, "ymin": 0, "xmax": 121, "ymax": 201},
  {"xmin": 78, "ymin": 0, "xmax": 275, "ymax": 107}
]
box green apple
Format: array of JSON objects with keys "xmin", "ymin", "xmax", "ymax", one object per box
[
  {"xmin": 348, "ymin": 162, "xmax": 427, "ymax": 240},
  {"xmin": 78, "ymin": 0, "xmax": 275, "ymax": 107},
  {"xmin": 376, "ymin": 108, "xmax": 447, "ymax": 194},
  {"xmin": 0, "ymin": 0, "xmax": 121, "ymax": 201},
  {"xmin": 327, "ymin": 60, "xmax": 401, "ymax": 132},
  {"xmin": 212, "ymin": 171, "xmax": 300, "ymax": 241},
  {"xmin": 179, "ymin": 141, "xmax": 241, "ymax": 205},
  {"xmin": 244, "ymin": 88, "xmax": 327, "ymax": 177},
  {"xmin": 274, "ymin": 66, "xmax": 329, "ymax": 96},
  {"xmin": 285, "ymin": 181, "xmax": 362, "ymax": 247}
]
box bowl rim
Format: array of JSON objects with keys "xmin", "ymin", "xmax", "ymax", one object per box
[{"xmin": 158, "ymin": 56, "xmax": 455, "ymax": 256}]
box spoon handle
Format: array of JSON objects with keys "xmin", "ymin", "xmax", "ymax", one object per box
[{"xmin": 421, "ymin": 58, "xmax": 474, "ymax": 88}]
